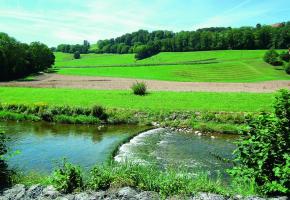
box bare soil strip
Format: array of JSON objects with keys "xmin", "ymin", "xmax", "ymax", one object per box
[{"xmin": 0, "ymin": 74, "xmax": 289, "ymax": 93}]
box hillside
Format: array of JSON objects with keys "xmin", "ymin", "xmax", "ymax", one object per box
[{"xmin": 54, "ymin": 50, "xmax": 290, "ymax": 83}]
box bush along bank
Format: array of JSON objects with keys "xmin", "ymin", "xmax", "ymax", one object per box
[
  {"xmin": 0, "ymin": 102, "xmax": 255, "ymax": 134},
  {"xmin": 7, "ymin": 161, "xmax": 288, "ymax": 200}
]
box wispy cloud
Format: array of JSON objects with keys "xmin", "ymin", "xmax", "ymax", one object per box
[
  {"xmin": 194, "ymin": 0, "xmax": 255, "ymax": 29},
  {"xmin": 193, "ymin": 0, "xmax": 289, "ymax": 29},
  {"xmin": 0, "ymin": 0, "xmax": 164, "ymax": 45},
  {"xmin": 0, "ymin": 0, "xmax": 289, "ymax": 46}
]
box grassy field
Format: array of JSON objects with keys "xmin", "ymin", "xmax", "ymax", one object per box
[
  {"xmin": 54, "ymin": 50, "xmax": 290, "ymax": 82},
  {"xmin": 0, "ymin": 87, "xmax": 274, "ymax": 112}
]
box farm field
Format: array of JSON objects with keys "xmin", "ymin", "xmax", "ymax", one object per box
[
  {"xmin": 55, "ymin": 50, "xmax": 290, "ymax": 83},
  {"xmin": 0, "ymin": 87, "xmax": 274, "ymax": 112}
]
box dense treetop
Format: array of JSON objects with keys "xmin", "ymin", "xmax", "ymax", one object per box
[
  {"xmin": 94, "ymin": 22, "xmax": 290, "ymax": 55},
  {"xmin": 56, "ymin": 40, "xmax": 90, "ymax": 54},
  {"xmin": 0, "ymin": 32, "xmax": 55, "ymax": 81}
]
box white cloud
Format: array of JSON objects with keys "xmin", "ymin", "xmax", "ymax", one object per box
[{"xmin": 0, "ymin": 0, "xmax": 165, "ymax": 45}]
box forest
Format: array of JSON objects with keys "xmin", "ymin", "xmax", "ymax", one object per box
[
  {"xmin": 94, "ymin": 22, "xmax": 290, "ymax": 55},
  {"xmin": 0, "ymin": 33, "xmax": 55, "ymax": 81}
]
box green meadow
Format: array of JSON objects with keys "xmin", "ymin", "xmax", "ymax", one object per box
[
  {"xmin": 0, "ymin": 87, "xmax": 274, "ymax": 112},
  {"xmin": 55, "ymin": 50, "xmax": 290, "ymax": 82}
]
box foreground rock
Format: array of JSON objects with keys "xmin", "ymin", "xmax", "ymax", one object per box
[{"xmin": 0, "ymin": 185, "xmax": 287, "ymax": 200}]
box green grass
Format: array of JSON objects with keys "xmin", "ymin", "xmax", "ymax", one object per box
[
  {"xmin": 54, "ymin": 50, "xmax": 290, "ymax": 83},
  {"xmin": 0, "ymin": 87, "xmax": 274, "ymax": 112},
  {"xmin": 54, "ymin": 52, "xmax": 136, "ymax": 67}
]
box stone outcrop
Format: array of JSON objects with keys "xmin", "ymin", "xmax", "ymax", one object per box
[{"xmin": 0, "ymin": 185, "xmax": 288, "ymax": 200}]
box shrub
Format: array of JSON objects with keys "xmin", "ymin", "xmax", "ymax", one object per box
[
  {"xmin": 131, "ymin": 82, "xmax": 147, "ymax": 96},
  {"xmin": 229, "ymin": 89, "xmax": 290, "ymax": 195},
  {"xmin": 274, "ymin": 89, "xmax": 290, "ymax": 133},
  {"xmin": 285, "ymin": 62, "xmax": 290, "ymax": 74},
  {"xmin": 280, "ymin": 51, "xmax": 290, "ymax": 62},
  {"xmin": 91, "ymin": 105, "xmax": 108, "ymax": 121},
  {"xmin": 89, "ymin": 165, "xmax": 112, "ymax": 190},
  {"xmin": 263, "ymin": 49, "xmax": 283, "ymax": 66},
  {"xmin": 51, "ymin": 160, "xmax": 83, "ymax": 193},
  {"xmin": 135, "ymin": 44, "xmax": 160, "ymax": 60},
  {"xmin": 73, "ymin": 51, "xmax": 81, "ymax": 59}
]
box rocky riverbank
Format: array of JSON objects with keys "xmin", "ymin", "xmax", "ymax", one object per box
[{"xmin": 0, "ymin": 184, "xmax": 288, "ymax": 200}]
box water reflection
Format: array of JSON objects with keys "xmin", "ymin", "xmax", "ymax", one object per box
[{"xmin": 0, "ymin": 121, "xmax": 147, "ymax": 174}]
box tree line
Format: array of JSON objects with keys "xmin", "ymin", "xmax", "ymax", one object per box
[
  {"xmin": 55, "ymin": 40, "xmax": 90, "ymax": 54},
  {"xmin": 95, "ymin": 22, "xmax": 290, "ymax": 58},
  {"xmin": 0, "ymin": 32, "xmax": 55, "ymax": 81}
]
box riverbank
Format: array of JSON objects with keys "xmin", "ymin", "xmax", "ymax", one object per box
[{"xmin": 0, "ymin": 103, "xmax": 252, "ymax": 134}]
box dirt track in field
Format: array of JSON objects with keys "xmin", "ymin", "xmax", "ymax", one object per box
[{"xmin": 0, "ymin": 73, "xmax": 290, "ymax": 93}]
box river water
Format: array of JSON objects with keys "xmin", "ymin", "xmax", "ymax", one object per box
[
  {"xmin": 1, "ymin": 122, "xmax": 237, "ymax": 177},
  {"xmin": 0, "ymin": 121, "xmax": 146, "ymax": 173},
  {"xmin": 115, "ymin": 128, "xmax": 238, "ymax": 177}
]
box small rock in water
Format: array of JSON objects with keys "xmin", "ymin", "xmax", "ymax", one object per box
[
  {"xmin": 151, "ymin": 122, "xmax": 158, "ymax": 126},
  {"xmin": 211, "ymin": 136, "xmax": 215, "ymax": 139}
]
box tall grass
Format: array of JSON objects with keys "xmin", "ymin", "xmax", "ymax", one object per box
[
  {"xmin": 131, "ymin": 82, "xmax": 147, "ymax": 96},
  {"xmin": 0, "ymin": 102, "xmax": 258, "ymax": 133},
  {"xmin": 0, "ymin": 103, "xmax": 106, "ymax": 125},
  {"xmin": 12, "ymin": 162, "xmax": 259, "ymax": 198}
]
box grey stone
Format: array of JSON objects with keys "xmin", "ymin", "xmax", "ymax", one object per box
[
  {"xmin": 42, "ymin": 186, "xmax": 60, "ymax": 199},
  {"xmin": 245, "ymin": 196, "xmax": 266, "ymax": 200},
  {"xmin": 117, "ymin": 187, "xmax": 138, "ymax": 198},
  {"xmin": 56, "ymin": 194, "xmax": 75, "ymax": 200},
  {"xmin": 233, "ymin": 195, "xmax": 243, "ymax": 200},
  {"xmin": 91, "ymin": 191, "xmax": 106, "ymax": 199},
  {"xmin": 3, "ymin": 184, "xmax": 26, "ymax": 200},
  {"xmin": 166, "ymin": 195, "xmax": 187, "ymax": 200},
  {"xmin": 74, "ymin": 192, "xmax": 90, "ymax": 200},
  {"xmin": 27, "ymin": 184, "xmax": 44, "ymax": 199},
  {"xmin": 135, "ymin": 191, "xmax": 160, "ymax": 200},
  {"xmin": 268, "ymin": 197, "xmax": 289, "ymax": 200},
  {"xmin": 193, "ymin": 193, "xmax": 225, "ymax": 200},
  {"xmin": 0, "ymin": 197, "xmax": 7, "ymax": 200}
]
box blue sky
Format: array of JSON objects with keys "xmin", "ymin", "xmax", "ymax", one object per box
[{"xmin": 0, "ymin": 0, "xmax": 289, "ymax": 46}]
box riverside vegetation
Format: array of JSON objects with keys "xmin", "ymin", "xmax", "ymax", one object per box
[{"xmin": 0, "ymin": 99, "xmax": 265, "ymax": 134}]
